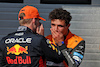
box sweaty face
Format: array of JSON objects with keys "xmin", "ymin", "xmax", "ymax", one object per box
[{"xmin": 51, "ymin": 19, "xmax": 69, "ymax": 36}]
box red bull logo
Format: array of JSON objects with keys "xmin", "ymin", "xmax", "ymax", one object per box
[
  {"xmin": 6, "ymin": 44, "xmax": 31, "ymax": 64},
  {"xmin": 7, "ymin": 44, "xmax": 28, "ymax": 55},
  {"xmin": 6, "ymin": 56, "xmax": 31, "ymax": 64}
]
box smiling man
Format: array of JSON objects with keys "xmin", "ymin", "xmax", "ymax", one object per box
[{"xmin": 46, "ymin": 8, "xmax": 85, "ymax": 67}]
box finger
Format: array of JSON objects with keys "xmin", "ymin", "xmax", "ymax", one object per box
[
  {"xmin": 50, "ymin": 28, "xmax": 55, "ymax": 38},
  {"xmin": 50, "ymin": 28, "xmax": 57, "ymax": 34},
  {"xmin": 36, "ymin": 27, "xmax": 39, "ymax": 33},
  {"xmin": 39, "ymin": 24, "xmax": 44, "ymax": 36},
  {"xmin": 50, "ymin": 28, "xmax": 59, "ymax": 39},
  {"xmin": 40, "ymin": 24, "xmax": 44, "ymax": 31}
]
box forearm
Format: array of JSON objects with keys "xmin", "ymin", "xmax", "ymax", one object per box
[
  {"xmin": 59, "ymin": 45, "xmax": 77, "ymax": 67},
  {"xmin": 41, "ymin": 38, "xmax": 64, "ymax": 63},
  {"xmin": 58, "ymin": 40, "xmax": 85, "ymax": 67}
]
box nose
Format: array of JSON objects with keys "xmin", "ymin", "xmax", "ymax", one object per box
[{"xmin": 55, "ymin": 26, "xmax": 58, "ymax": 32}]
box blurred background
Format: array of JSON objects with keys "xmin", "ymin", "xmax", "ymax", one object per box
[{"xmin": 0, "ymin": 0, "xmax": 100, "ymax": 67}]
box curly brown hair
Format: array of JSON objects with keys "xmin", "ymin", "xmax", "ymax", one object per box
[{"xmin": 49, "ymin": 8, "xmax": 72, "ymax": 25}]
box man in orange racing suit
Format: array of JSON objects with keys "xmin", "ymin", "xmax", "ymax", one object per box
[{"xmin": 46, "ymin": 8, "xmax": 85, "ymax": 67}]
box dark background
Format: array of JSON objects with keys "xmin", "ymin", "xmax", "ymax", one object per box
[
  {"xmin": 0, "ymin": 0, "xmax": 23, "ymax": 3},
  {"xmin": 40, "ymin": 0, "xmax": 91, "ymax": 4}
]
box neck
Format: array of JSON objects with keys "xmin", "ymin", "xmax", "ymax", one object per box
[
  {"xmin": 64, "ymin": 30, "xmax": 69, "ymax": 40},
  {"xmin": 23, "ymin": 24, "xmax": 35, "ymax": 32},
  {"xmin": 65, "ymin": 29, "xmax": 69, "ymax": 36}
]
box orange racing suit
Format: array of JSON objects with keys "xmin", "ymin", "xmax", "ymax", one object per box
[{"xmin": 46, "ymin": 30, "xmax": 85, "ymax": 67}]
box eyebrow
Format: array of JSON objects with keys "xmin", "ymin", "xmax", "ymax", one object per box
[
  {"xmin": 58, "ymin": 25, "xmax": 65, "ymax": 27},
  {"xmin": 51, "ymin": 23, "xmax": 65, "ymax": 27}
]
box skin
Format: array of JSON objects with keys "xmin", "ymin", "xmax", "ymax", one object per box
[
  {"xmin": 36, "ymin": 23, "xmax": 44, "ymax": 35},
  {"xmin": 50, "ymin": 19, "xmax": 70, "ymax": 45},
  {"xmin": 24, "ymin": 18, "xmax": 44, "ymax": 35},
  {"xmin": 35, "ymin": 18, "xmax": 44, "ymax": 35},
  {"xmin": 37, "ymin": 19, "xmax": 70, "ymax": 46}
]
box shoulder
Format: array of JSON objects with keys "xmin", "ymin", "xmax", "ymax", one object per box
[
  {"xmin": 0, "ymin": 32, "xmax": 16, "ymax": 46},
  {"xmin": 1, "ymin": 31, "xmax": 17, "ymax": 40},
  {"xmin": 33, "ymin": 34, "xmax": 45, "ymax": 39},
  {"xmin": 73, "ymin": 34, "xmax": 84, "ymax": 42},
  {"xmin": 45, "ymin": 35, "xmax": 52, "ymax": 41},
  {"xmin": 30, "ymin": 34, "xmax": 47, "ymax": 42},
  {"xmin": 67, "ymin": 34, "xmax": 85, "ymax": 49}
]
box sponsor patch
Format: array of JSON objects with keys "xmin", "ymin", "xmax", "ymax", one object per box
[
  {"xmin": 6, "ymin": 44, "xmax": 31, "ymax": 64},
  {"xmin": 6, "ymin": 56, "xmax": 31, "ymax": 64},
  {"xmin": 73, "ymin": 52, "xmax": 83, "ymax": 59},
  {"xmin": 79, "ymin": 45, "xmax": 84, "ymax": 49},
  {"xmin": 46, "ymin": 39, "xmax": 58, "ymax": 52},
  {"xmin": 73, "ymin": 56, "xmax": 81, "ymax": 63},
  {"xmin": 5, "ymin": 38, "xmax": 32, "ymax": 44},
  {"xmin": 15, "ymin": 33, "xmax": 24, "ymax": 36},
  {"xmin": 75, "ymin": 50, "xmax": 84, "ymax": 54},
  {"xmin": 75, "ymin": 60, "xmax": 80, "ymax": 66},
  {"xmin": 7, "ymin": 44, "xmax": 28, "ymax": 55}
]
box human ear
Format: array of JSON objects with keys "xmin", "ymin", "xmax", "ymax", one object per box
[
  {"xmin": 32, "ymin": 18, "xmax": 35, "ymax": 23},
  {"xmin": 67, "ymin": 24, "xmax": 70, "ymax": 27}
]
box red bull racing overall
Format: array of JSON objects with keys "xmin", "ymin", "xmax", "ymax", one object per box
[{"xmin": 0, "ymin": 26, "xmax": 65, "ymax": 67}]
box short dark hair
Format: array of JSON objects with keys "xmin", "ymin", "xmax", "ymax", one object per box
[{"xmin": 49, "ymin": 8, "xmax": 72, "ymax": 25}]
